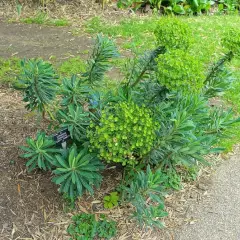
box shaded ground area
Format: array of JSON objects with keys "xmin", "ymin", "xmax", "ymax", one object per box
[{"xmin": 0, "ymin": 20, "xmax": 92, "ymax": 59}]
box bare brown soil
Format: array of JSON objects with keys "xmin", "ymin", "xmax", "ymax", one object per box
[
  {"xmin": 0, "ymin": 20, "xmax": 92, "ymax": 59},
  {"xmin": 0, "ymin": 88, "xmax": 67, "ymax": 239}
]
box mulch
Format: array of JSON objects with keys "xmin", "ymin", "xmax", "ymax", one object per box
[{"xmin": 0, "ymin": 86, "xmax": 230, "ymax": 239}]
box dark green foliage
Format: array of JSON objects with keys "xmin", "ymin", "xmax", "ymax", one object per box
[
  {"xmin": 127, "ymin": 46, "xmax": 165, "ymax": 88},
  {"xmin": 122, "ymin": 165, "xmax": 168, "ymax": 228},
  {"xmin": 134, "ymin": 80, "xmax": 168, "ymax": 106},
  {"xmin": 162, "ymin": 169, "xmax": 182, "ymax": 190},
  {"xmin": 68, "ymin": 213, "xmax": 97, "ymax": 240},
  {"xmin": 185, "ymin": 0, "xmax": 215, "ymax": 14},
  {"xmin": 89, "ymin": 101, "xmax": 157, "ymax": 165},
  {"xmin": 17, "ymin": 28, "xmax": 240, "ymax": 232},
  {"xmin": 20, "ymin": 131, "xmax": 60, "ymax": 172},
  {"xmin": 60, "ymin": 75, "xmax": 90, "ymax": 106},
  {"xmin": 154, "ymin": 18, "xmax": 192, "ymax": 50},
  {"xmin": 52, "ymin": 146, "xmax": 104, "ymax": 198},
  {"xmin": 208, "ymin": 108, "xmax": 240, "ymax": 134},
  {"xmin": 57, "ymin": 104, "xmax": 91, "ymax": 142},
  {"xmin": 219, "ymin": 0, "xmax": 240, "ymax": 13},
  {"xmin": 148, "ymin": 92, "xmax": 240, "ymax": 171},
  {"xmin": 83, "ymin": 34, "xmax": 119, "ymax": 84},
  {"xmin": 67, "ymin": 213, "xmax": 117, "ymax": 240},
  {"xmin": 204, "ymin": 52, "xmax": 235, "ymax": 98},
  {"xmin": 97, "ymin": 215, "xmax": 117, "ymax": 239},
  {"xmin": 148, "ymin": 94, "xmax": 218, "ymax": 168},
  {"xmin": 122, "ymin": 47, "xmax": 168, "ymax": 105},
  {"xmin": 16, "ymin": 59, "xmax": 59, "ymax": 114},
  {"xmin": 116, "ymin": 0, "xmax": 216, "ymax": 14}
]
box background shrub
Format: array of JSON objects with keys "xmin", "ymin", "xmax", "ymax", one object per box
[{"xmin": 154, "ymin": 17, "xmax": 192, "ymax": 50}]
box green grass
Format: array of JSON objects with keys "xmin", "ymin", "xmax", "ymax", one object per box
[
  {"xmin": 58, "ymin": 57, "xmax": 86, "ymax": 77},
  {"xmin": 0, "ymin": 58, "xmax": 21, "ymax": 85},
  {"xmin": 21, "ymin": 12, "xmax": 69, "ymax": 26},
  {"xmin": 84, "ymin": 15, "xmax": 239, "ymax": 61},
  {"xmin": 84, "ymin": 16, "xmax": 156, "ymax": 52},
  {"xmin": 219, "ymin": 124, "xmax": 240, "ymax": 152},
  {"xmin": 225, "ymin": 63, "xmax": 240, "ymax": 112},
  {"xmin": 221, "ymin": 64, "xmax": 240, "ymax": 152}
]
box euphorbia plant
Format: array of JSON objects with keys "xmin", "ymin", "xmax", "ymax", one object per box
[
  {"xmin": 18, "ymin": 21, "xmax": 240, "ymax": 230},
  {"xmin": 88, "ymin": 101, "xmax": 158, "ymax": 165},
  {"xmin": 20, "ymin": 131, "xmax": 61, "ymax": 171},
  {"xmin": 15, "ymin": 59, "xmax": 59, "ymax": 118},
  {"xmin": 52, "ymin": 146, "xmax": 104, "ymax": 198}
]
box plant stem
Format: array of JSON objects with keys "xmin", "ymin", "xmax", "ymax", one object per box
[{"xmin": 204, "ymin": 51, "xmax": 234, "ymax": 84}]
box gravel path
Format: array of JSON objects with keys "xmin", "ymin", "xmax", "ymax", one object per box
[{"xmin": 173, "ymin": 153, "xmax": 240, "ymax": 240}]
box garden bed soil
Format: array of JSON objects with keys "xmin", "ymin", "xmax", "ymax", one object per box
[{"xmin": 0, "ymin": 87, "xmax": 224, "ymax": 239}]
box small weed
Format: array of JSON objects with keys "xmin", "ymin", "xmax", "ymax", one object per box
[
  {"xmin": 103, "ymin": 192, "xmax": 119, "ymax": 209},
  {"xmin": 16, "ymin": 1, "xmax": 23, "ymax": 18},
  {"xmin": 62, "ymin": 193, "xmax": 76, "ymax": 212}
]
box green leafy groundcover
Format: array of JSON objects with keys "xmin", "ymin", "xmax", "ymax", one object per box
[
  {"xmin": 116, "ymin": 0, "xmax": 239, "ymax": 15},
  {"xmin": 67, "ymin": 213, "xmax": 117, "ymax": 240},
  {"xmin": 18, "ymin": 18, "xmax": 240, "ymax": 236}
]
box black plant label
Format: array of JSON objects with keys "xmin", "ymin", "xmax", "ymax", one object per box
[{"xmin": 53, "ymin": 129, "xmax": 70, "ymax": 144}]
